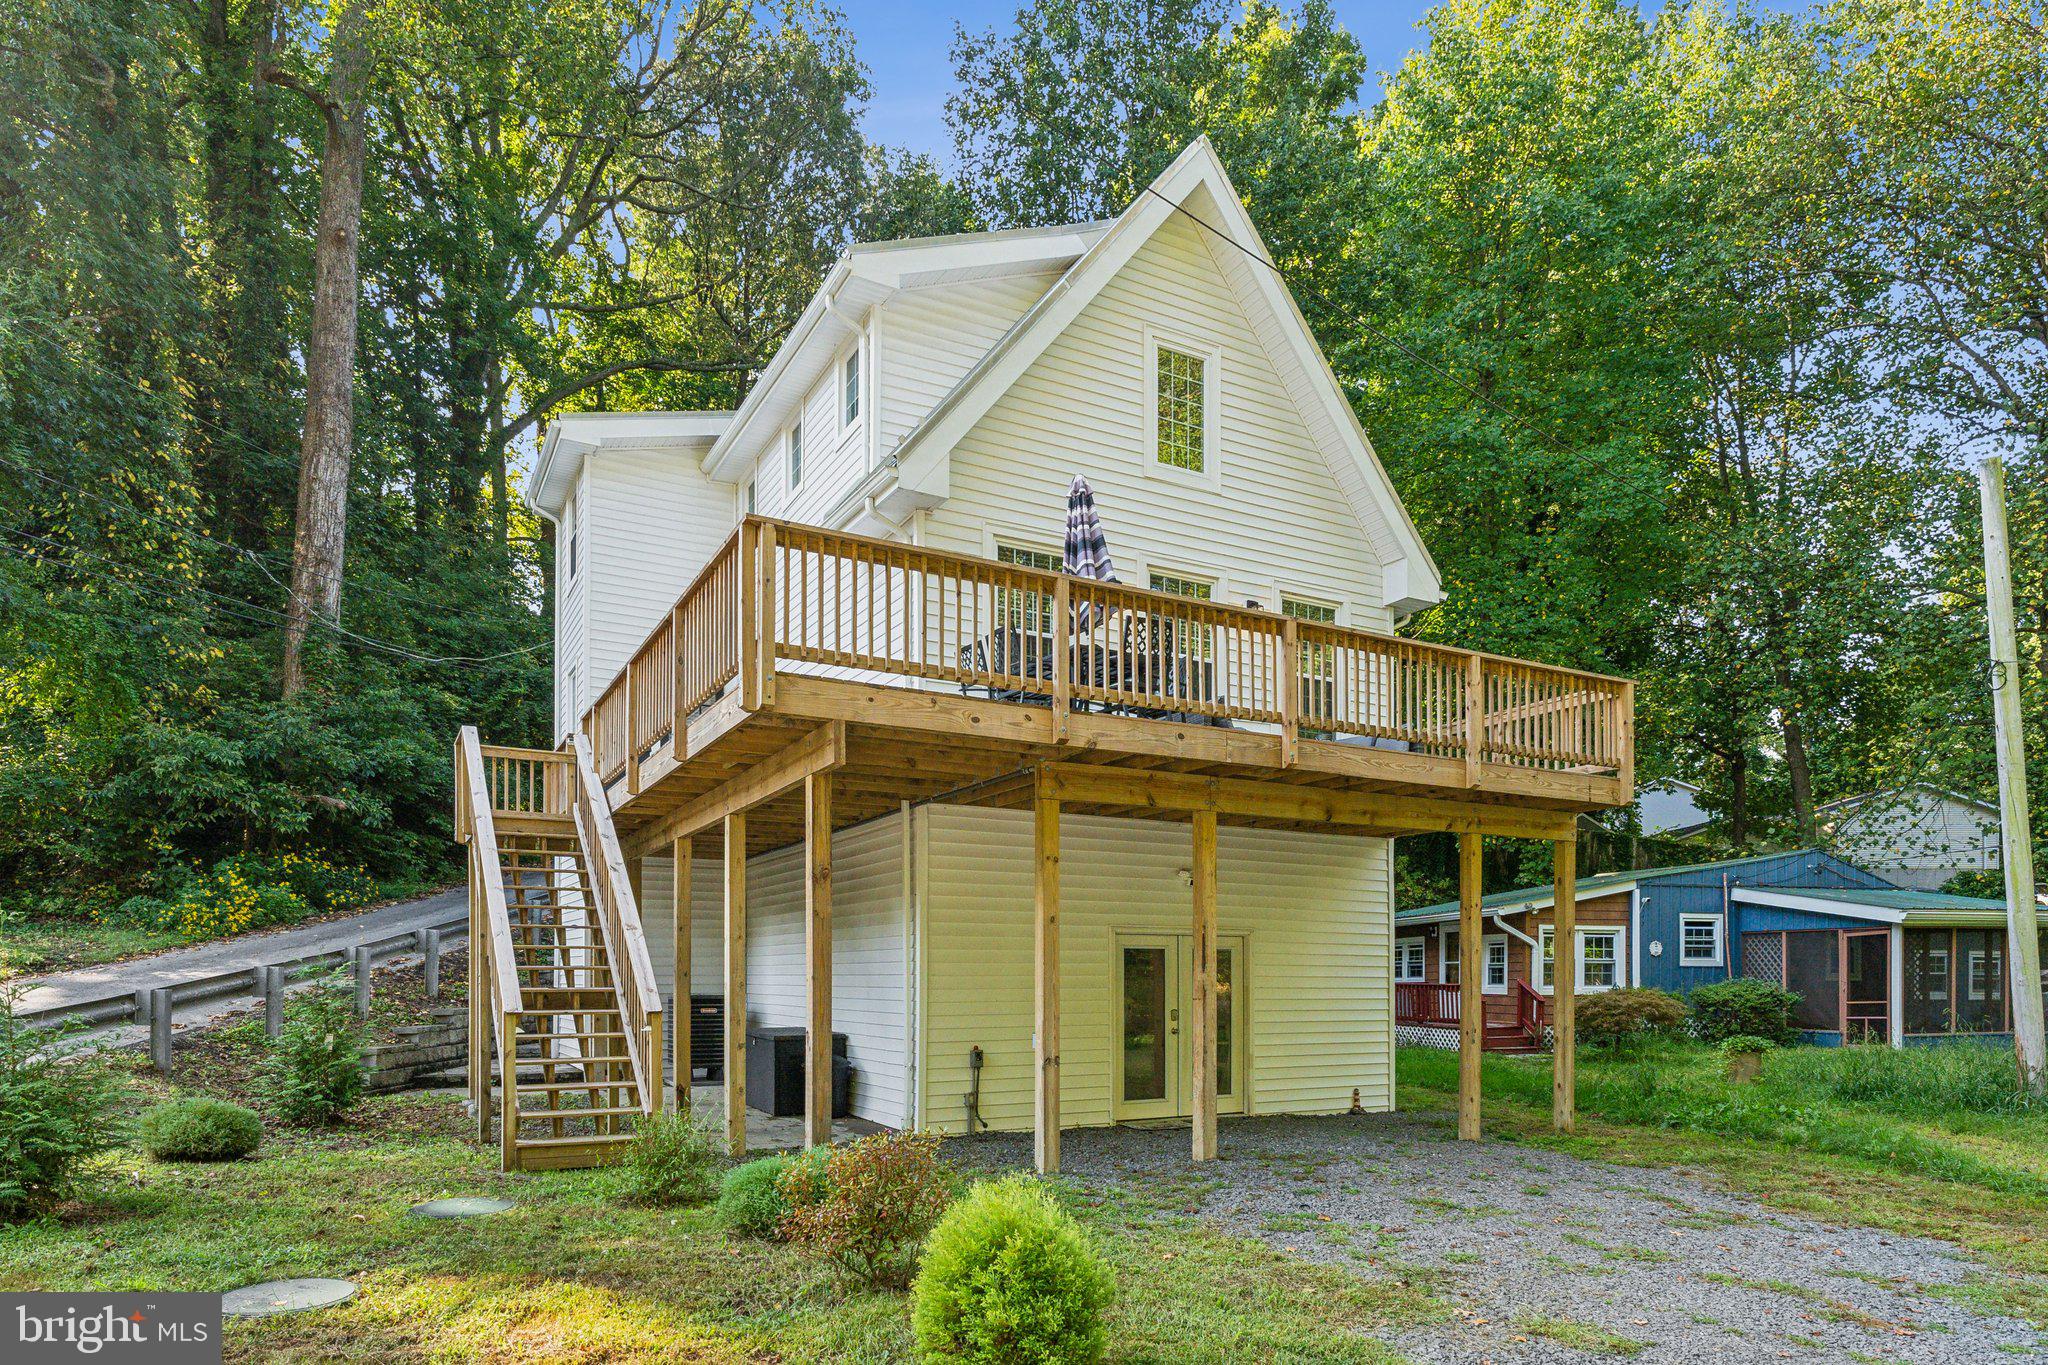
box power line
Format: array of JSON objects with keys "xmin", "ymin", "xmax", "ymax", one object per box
[
  {"xmin": 0, "ymin": 526, "xmax": 547, "ymax": 667},
  {"xmin": 1140, "ymin": 185, "xmax": 1583, "ymax": 461}
]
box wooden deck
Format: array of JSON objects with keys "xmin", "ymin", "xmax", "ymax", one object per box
[{"xmin": 538, "ymin": 517, "xmax": 1634, "ymax": 1170}]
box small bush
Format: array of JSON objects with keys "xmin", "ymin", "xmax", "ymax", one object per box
[
  {"xmin": 1717, "ymin": 1034, "xmax": 1775, "ymax": 1057},
  {"xmin": 621, "ymin": 1108, "xmax": 722, "ymax": 1207},
  {"xmin": 231, "ymin": 852, "xmax": 379, "ymax": 914},
  {"xmin": 258, "ymin": 982, "xmax": 364, "ymax": 1125},
  {"xmin": 912, "ymin": 1174, "xmax": 1116, "ymax": 1363},
  {"xmin": 0, "ymin": 991, "xmax": 123, "ymax": 1221},
  {"xmin": 1687, "ymin": 978, "xmax": 1799, "ymax": 1045},
  {"xmin": 781, "ymin": 1131, "xmax": 954, "ymax": 1288},
  {"xmin": 718, "ymin": 1149, "xmax": 828, "ymax": 1237},
  {"xmin": 145, "ymin": 862, "xmax": 309, "ymax": 939},
  {"xmin": 136, "ymin": 1098, "xmax": 262, "ymax": 1162},
  {"xmin": 1575, "ymin": 988, "xmax": 1687, "ymax": 1047}
]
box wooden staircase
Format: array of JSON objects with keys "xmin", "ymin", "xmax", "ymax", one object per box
[{"xmin": 456, "ymin": 727, "xmax": 665, "ymax": 1171}]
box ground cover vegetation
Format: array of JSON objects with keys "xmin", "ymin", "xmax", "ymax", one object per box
[{"xmin": 3, "ymin": 0, "xmax": 2040, "ymax": 935}]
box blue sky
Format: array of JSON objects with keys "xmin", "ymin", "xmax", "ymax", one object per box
[{"xmin": 843, "ymin": 1, "xmax": 1446, "ymax": 161}]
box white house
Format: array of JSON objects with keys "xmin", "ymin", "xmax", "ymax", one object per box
[
  {"xmin": 1820, "ymin": 785, "xmax": 2001, "ymax": 892},
  {"xmin": 473, "ymin": 138, "xmax": 1634, "ymax": 1173},
  {"xmin": 1635, "ymin": 777, "xmax": 1710, "ymax": 837}
]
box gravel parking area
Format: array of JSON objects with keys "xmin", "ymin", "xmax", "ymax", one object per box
[{"xmin": 960, "ymin": 1112, "xmax": 2047, "ymax": 1362}]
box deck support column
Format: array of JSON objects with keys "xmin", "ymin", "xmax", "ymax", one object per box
[
  {"xmin": 1191, "ymin": 808, "xmax": 1219, "ymax": 1162},
  {"xmin": 723, "ymin": 812, "xmax": 748, "ymax": 1157},
  {"xmin": 1033, "ymin": 786, "xmax": 1061, "ymax": 1174},
  {"xmin": 1457, "ymin": 833, "xmax": 1484, "ymax": 1141},
  {"xmin": 1552, "ymin": 836, "xmax": 1576, "ymax": 1133},
  {"xmin": 673, "ymin": 836, "xmax": 691, "ymax": 1113},
  {"xmin": 804, "ymin": 772, "xmax": 834, "ymax": 1149}
]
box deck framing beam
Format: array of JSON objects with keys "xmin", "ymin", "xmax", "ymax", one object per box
[{"xmin": 624, "ymin": 721, "xmax": 846, "ymax": 859}]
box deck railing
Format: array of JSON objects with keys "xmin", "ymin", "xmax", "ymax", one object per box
[
  {"xmin": 1395, "ymin": 981, "xmax": 1462, "ymax": 1026},
  {"xmin": 582, "ymin": 517, "xmax": 1634, "ymax": 791},
  {"xmin": 569, "ymin": 733, "xmax": 663, "ymax": 1119}
]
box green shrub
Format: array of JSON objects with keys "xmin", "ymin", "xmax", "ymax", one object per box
[
  {"xmin": 718, "ymin": 1149, "xmax": 829, "ymax": 1237},
  {"xmin": 0, "ymin": 991, "xmax": 123, "ymax": 1221},
  {"xmin": 1717, "ymin": 1034, "xmax": 1775, "ymax": 1057},
  {"xmin": 620, "ymin": 1108, "xmax": 722, "ymax": 1207},
  {"xmin": 912, "ymin": 1174, "xmax": 1115, "ymax": 1363},
  {"xmin": 1575, "ymin": 988, "xmax": 1687, "ymax": 1047},
  {"xmin": 135, "ymin": 1098, "xmax": 262, "ymax": 1162},
  {"xmin": 258, "ymin": 982, "xmax": 364, "ymax": 1125},
  {"xmin": 1687, "ymin": 978, "xmax": 1799, "ymax": 1045},
  {"xmin": 227, "ymin": 852, "xmax": 379, "ymax": 913},
  {"xmin": 781, "ymin": 1131, "xmax": 954, "ymax": 1288}
]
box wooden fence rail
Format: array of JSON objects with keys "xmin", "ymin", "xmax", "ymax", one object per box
[{"xmin": 583, "ymin": 517, "xmax": 1633, "ymax": 789}]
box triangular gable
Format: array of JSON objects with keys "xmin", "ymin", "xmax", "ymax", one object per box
[{"xmin": 886, "ymin": 137, "xmax": 1442, "ymax": 614}]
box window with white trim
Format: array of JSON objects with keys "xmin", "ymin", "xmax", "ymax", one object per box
[
  {"xmin": 744, "ymin": 480, "xmax": 755, "ymax": 517},
  {"xmin": 1539, "ymin": 926, "xmax": 1623, "ymax": 991},
  {"xmin": 1149, "ymin": 570, "xmax": 1216, "ymax": 661},
  {"xmin": 1154, "ymin": 343, "xmax": 1207, "ymax": 473},
  {"xmin": 842, "ymin": 350, "xmax": 861, "ymax": 426},
  {"xmin": 1484, "ymin": 936, "xmax": 1508, "ymax": 992},
  {"xmin": 1395, "ymin": 939, "xmax": 1426, "ymax": 983},
  {"xmin": 1678, "ymin": 914, "xmax": 1724, "ymax": 967},
  {"xmin": 1282, "ymin": 595, "xmax": 1339, "ymax": 722},
  {"xmin": 787, "ymin": 422, "xmax": 803, "ymax": 491},
  {"xmin": 995, "ymin": 542, "xmax": 1061, "ymax": 637}
]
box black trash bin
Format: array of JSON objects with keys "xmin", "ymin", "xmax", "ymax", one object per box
[{"xmin": 745, "ymin": 1025, "xmax": 849, "ymax": 1118}]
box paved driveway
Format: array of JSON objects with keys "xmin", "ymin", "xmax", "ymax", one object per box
[{"xmin": 963, "ymin": 1113, "xmax": 2045, "ymax": 1363}]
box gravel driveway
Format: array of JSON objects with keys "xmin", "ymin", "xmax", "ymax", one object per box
[{"xmin": 960, "ymin": 1112, "xmax": 2046, "ymax": 1363}]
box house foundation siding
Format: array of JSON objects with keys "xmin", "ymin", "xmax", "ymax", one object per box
[{"xmin": 915, "ymin": 805, "xmax": 1393, "ymax": 1135}]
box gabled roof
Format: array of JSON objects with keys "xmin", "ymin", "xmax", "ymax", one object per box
[
  {"xmin": 529, "ymin": 411, "xmax": 733, "ymax": 518},
  {"xmin": 1818, "ymin": 784, "xmax": 1999, "ymax": 817},
  {"xmin": 1395, "ymin": 848, "xmax": 1875, "ymax": 924},
  {"xmin": 878, "ymin": 137, "xmax": 1442, "ymax": 614}
]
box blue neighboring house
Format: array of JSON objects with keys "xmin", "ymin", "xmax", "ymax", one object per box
[{"xmin": 1396, "ymin": 849, "xmax": 2042, "ymax": 1048}]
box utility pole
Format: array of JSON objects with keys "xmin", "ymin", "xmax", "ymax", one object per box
[{"xmin": 1978, "ymin": 456, "xmax": 2045, "ymax": 1094}]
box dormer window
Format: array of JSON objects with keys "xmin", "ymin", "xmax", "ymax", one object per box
[
  {"xmin": 842, "ymin": 350, "xmax": 861, "ymax": 426},
  {"xmin": 1145, "ymin": 328, "xmax": 1219, "ymax": 484},
  {"xmin": 787, "ymin": 422, "xmax": 804, "ymax": 491}
]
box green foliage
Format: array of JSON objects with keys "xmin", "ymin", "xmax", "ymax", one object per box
[
  {"xmin": 135, "ymin": 1098, "xmax": 263, "ymax": 1162},
  {"xmin": 781, "ymin": 1131, "xmax": 954, "ymax": 1288},
  {"xmin": 1716, "ymin": 1034, "xmax": 1776, "ymax": 1058},
  {"xmin": 911, "ymin": 1174, "xmax": 1116, "ymax": 1363},
  {"xmin": 718, "ymin": 1150, "xmax": 828, "ymax": 1238},
  {"xmin": 620, "ymin": 1109, "xmax": 722, "ymax": 1208},
  {"xmin": 0, "ymin": 991, "xmax": 123, "ymax": 1220},
  {"xmin": 1687, "ymin": 979, "xmax": 1800, "ymax": 1046},
  {"xmin": 1575, "ymin": 988, "xmax": 1687, "ymax": 1048},
  {"xmin": 258, "ymin": 982, "xmax": 365, "ymax": 1126},
  {"xmin": 1768, "ymin": 1041, "xmax": 2042, "ymax": 1117}
]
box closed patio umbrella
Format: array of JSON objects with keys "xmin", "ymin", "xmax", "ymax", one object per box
[{"xmin": 1063, "ymin": 475, "xmax": 1118, "ymax": 633}]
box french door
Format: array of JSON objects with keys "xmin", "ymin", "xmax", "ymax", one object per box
[{"xmin": 1113, "ymin": 932, "xmax": 1246, "ymax": 1120}]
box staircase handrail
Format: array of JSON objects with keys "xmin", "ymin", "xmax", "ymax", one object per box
[
  {"xmin": 456, "ymin": 726, "xmax": 524, "ymax": 1013},
  {"xmin": 569, "ymin": 732, "xmax": 665, "ymax": 1115}
]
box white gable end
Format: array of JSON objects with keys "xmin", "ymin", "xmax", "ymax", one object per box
[{"xmin": 921, "ymin": 207, "xmax": 1399, "ymax": 627}]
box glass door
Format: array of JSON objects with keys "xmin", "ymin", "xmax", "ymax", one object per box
[
  {"xmin": 1114, "ymin": 932, "xmax": 1247, "ymax": 1120},
  {"xmin": 1116, "ymin": 935, "xmax": 1179, "ymax": 1120}
]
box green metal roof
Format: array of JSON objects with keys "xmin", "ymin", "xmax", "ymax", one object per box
[
  {"xmin": 1396, "ymin": 849, "xmax": 1820, "ymax": 921},
  {"xmin": 1751, "ymin": 886, "xmax": 2007, "ymax": 914}
]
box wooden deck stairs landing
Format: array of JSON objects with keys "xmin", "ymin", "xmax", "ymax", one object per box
[{"xmin": 455, "ymin": 728, "xmax": 666, "ymax": 1172}]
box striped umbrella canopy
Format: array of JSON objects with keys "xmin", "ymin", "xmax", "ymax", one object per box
[{"xmin": 1063, "ymin": 474, "xmax": 1118, "ymax": 631}]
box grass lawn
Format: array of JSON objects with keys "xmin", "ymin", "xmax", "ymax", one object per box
[
  {"xmin": 0, "ymin": 1075, "xmax": 1436, "ymax": 1363},
  {"xmin": 1397, "ymin": 1041, "xmax": 2048, "ymax": 1326}
]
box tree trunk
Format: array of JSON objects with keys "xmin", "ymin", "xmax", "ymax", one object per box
[
  {"xmin": 1727, "ymin": 749, "xmax": 1750, "ymax": 846},
  {"xmin": 1780, "ymin": 703, "xmax": 1816, "ymax": 842},
  {"xmin": 275, "ymin": 16, "xmax": 371, "ymax": 700}
]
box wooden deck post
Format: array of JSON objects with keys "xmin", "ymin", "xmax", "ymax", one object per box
[
  {"xmin": 758, "ymin": 521, "xmax": 777, "ymax": 707},
  {"xmin": 1464, "ymin": 654, "xmax": 1486, "ymax": 787},
  {"xmin": 1051, "ymin": 576, "xmax": 1071, "ymax": 745},
  {"xmin": 1033, "ymin": 784, "xmax": 1061, "ymax": 1174},
  {"xmin": 1191, "ymin": 807, "xmax": 1219, "ymax": 1162},
  {"xmin": 803, "ymin": 771, "xmax": 834, "ymax": 1149},
  {"xmin": 673, "ymin": 835, "xmax": 691, "ymax": 1113},
  {"xmin": 1278, "ymin": 618, "xmax": 1300, "ymax": 767},
  {"xmin": 1552, "ymin": 836, "xmax": 1576, "ymax": 1133},
  {"xmin": 723, "ymin": 812, "xmax": 748, "ymax": 1157},
  {"xmin": 1457, "ymin": 832, "xmax": 1483, "ymax": 1141},
  {"xmin": 738, "ymin": 522, "xmax": 760, "ymax": 711},
  {"xmin": 500, "ymin": 1008, "xmax": 520, "ymax": 1170},
  {"xmin": 469, "ymin": 859, "xmax": 488, "ymax": 1141}
]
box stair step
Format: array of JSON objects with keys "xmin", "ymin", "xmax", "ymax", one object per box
[
  {"xmin": 516, "ymin": 1104, "xmax": 643, "ymax": 1119},
  {"xmin": 515, "ymin": 1133, "xmax": 636, "ymax": 1150},
  {"xmin": 512, "ymin": 1079, "xmax": 639, "ymax": 1094}
]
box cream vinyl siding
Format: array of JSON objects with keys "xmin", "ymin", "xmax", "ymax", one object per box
[
  {"xmin": 553, "ymin": 487, "xmax": 587, "ymax": 741},
  {"xmin": 581, "ymin": 447, "xmax": 738, "ymax": 692},
  {"xmin": 922, "ymin": 211, "xmax": 1392, "ymax": 630},
  {"xmin": 916, "ymin": 805, "xmax": 1391, "ymax": 1135},
  {"xmin": 877, "ymin": 274, "xmax": 1062, "ymax": 457},
  {"xmin": 649, "ymin": 812, "xmax": 909, "ymax": 1127}
]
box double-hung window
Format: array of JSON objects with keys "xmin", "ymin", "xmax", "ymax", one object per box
[
  {"xmin": 1538, "ymin": 926, "xmax": 1623, "ymax": 992},
  {"xmin": 842, "ymin": 350, "xmax": 861, "ymax": 426},
  {"xmin": 1148, "ymin": 570, "xmax": 1216, "ymax": 665},
  {"xmin": 1281, "ymin": 595, "xmax": 1339, "ymax": 723},
  {"xmin": 1678, "ymin": 914, "xmax": 1724, "ymax": 967},
  {"xmin": 1395, "ymin": 940, "xmax": 1426, "ymax": 984},
  {"xmin": 995, "ymin": 542, "xmax": 1062, "ymax": 643}
]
